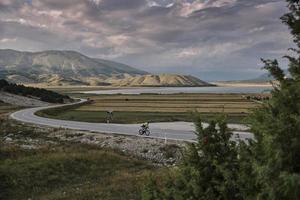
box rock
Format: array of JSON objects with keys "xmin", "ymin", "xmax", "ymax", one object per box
[
  {"xmin": 5, "ymin": 137, "xmax": 12, "ymax": 142},
  {"xmin": 20, "ymin": 144, "xmax": 37, "ymax": 150}
]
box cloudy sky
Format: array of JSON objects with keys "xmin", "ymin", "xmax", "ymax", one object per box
[{"xmin": 0, "ymin": 0, "xmax": 293, "ymax": 80}]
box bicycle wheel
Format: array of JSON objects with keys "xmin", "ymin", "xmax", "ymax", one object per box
[
  {"xmin": 145, "ymin": 129, "xmax": 150, "ymax": 136},
  {"xmin": 138, "ymin": 129, "xmax": 144, "ymax": 135}
]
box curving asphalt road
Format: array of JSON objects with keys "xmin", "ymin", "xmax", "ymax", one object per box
[{"xmin": 10, "ymin": 99, "xmax": 254, "ymax": 142}]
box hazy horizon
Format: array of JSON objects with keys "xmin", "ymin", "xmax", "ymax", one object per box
[{"xmin": 0, "ymin": 0, "xmax": 293, "ymax": 81}]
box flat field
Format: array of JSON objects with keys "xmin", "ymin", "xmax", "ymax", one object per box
[
  {"xmin": 39, "ymin": 93, "xmax": 265, "ymax": 124},
  {"xmin": 78, "ymin": 94, "xmax": 257, "ymax": 113}
]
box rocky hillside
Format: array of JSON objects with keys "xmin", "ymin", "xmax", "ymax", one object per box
[
  {"xmin": 0, "ymin": 92, "xmax": 51, "ymax": 107},
  {"xmin": 109, "ymin": 74, "xmax": 212, "ymax": 87},
  {"xmin": 0, "ymin": 49, "xmax": 147, "ymax": 86}
]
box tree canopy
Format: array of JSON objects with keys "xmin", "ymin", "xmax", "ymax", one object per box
[
  {"xmin": 0, "ymin": 79, "xmax": 70, "ymax": 103},
  {"xmin": 142, "ymin": 1, "xmax": 300, "ymax": 199}
]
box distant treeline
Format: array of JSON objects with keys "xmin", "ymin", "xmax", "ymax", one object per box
[{"xmin": 0, "ymin": 79, "xmax": 70, "ymax": 103}]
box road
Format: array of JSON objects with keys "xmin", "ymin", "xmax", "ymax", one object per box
[{"xmin": 10, "ymin": 99, "xmax": 254, "ymax": 142}]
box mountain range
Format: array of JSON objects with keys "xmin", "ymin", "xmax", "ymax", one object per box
[
  {"xmin": 0, "ymin": 49, "xmax": 210, "ymax": 87},
  {"xmin": 242, "ymin": 69, "xmax": 289, "ymax": 83}
]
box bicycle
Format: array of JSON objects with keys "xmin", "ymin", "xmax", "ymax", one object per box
[{"xmin": 138, "ymin": 127, "xmax": 150, "ymax": 136}]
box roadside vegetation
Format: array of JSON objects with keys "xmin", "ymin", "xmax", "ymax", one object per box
[
  {"xmin": 142, "ymin": 1, "xmax": 300, "ymax": 199},
  {"xmin": 38, "ymin": 109, "xmax": 247, "ymax": 124},
  {"xmin": 0, "ymin": 143, "xmax": 154, "ymax": 200},
  {"xmin": 0, "ymin": 104, "xmax": 158, "ymax": 200},
  {"xmin": 0, "ymin": 102, "xmax": 20, "ymax": 115},
  {"xmin": 0, "ymin": 79, "xmax": 71, "ymax": 103}
]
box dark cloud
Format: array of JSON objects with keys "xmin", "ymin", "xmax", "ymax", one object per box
[
  {"xmin": 0, "ymin": 0, "xmax": 293, "ymax": 80},
  {"xmin": 139, "ymin": 6, "xmax": 173, "ymax": 18},
  {"xmin": 0, "ymin": 0, "xmax": 26, "ymax": 12},
  {"xmin": 97, "ymin": 0, "xmax": 147, "ymax": 10},
  {"xmin": 36, "ymin": 0, "xmax": 80, "ymax": 10}
]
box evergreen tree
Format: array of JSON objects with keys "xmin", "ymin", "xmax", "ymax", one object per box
[
  {"xmin": 143, "ymin": 1, "xmax": 300, "ymax": 199},
  {"xmin": 249, "ymin": 0, "xmax": 300, "ymax": 199},
  {"xmin": 0, "ymin": 79, "xmax": 70, "ymax": 103},
  {"xmin": 143, "ymin": 116, "xmax": 242, "ymax": 200},
  {"xmin": 236, "ymin": 140, "xmax": 258, "ymax": 200}
]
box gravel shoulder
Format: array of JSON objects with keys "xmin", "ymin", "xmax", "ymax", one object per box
[{"xmin": 4, "ymin": 116, "xmax": 185, "ymax": 165}]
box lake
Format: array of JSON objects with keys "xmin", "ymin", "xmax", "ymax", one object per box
[{"xmin": 82, "ymin": 86, "xmax": 273, "ymax": 95}]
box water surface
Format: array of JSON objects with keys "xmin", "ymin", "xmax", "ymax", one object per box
[{"xmin": 82, "ymin": 86, "xmax": 273, "ymax": 95}]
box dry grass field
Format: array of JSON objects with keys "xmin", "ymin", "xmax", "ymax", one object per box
[
  {"xmin": 77, "ymin": 94, "xmax": 258, "ymax": 113},
  {"xmin": 39, "ymin": 93, "xmax": 266, "ymax": 124}
]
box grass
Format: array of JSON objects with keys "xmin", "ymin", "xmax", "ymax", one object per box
[
  {"xmin": 0, "ymin": 144, "xmax": 155, "ymax": 200},
  {"xmin": 38, "ymin": 110, "xmax": 247, "ymax": 124},
  {"xmin": 0, "ymin": 102, "xmax": 20, "ymax": 115},
  {"xmin": 74, "ymin": 94, "xmax": 259, "ymax": 114},
  {"xmin": 38, "ymin": 93, "xmax": 259, "ymax": 124},
  {"xmin": 0, "ymin": 103, "xmax": 159, "ymax": 200}
]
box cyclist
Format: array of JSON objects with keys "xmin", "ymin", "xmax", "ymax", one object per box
[
  {"xmin": 141, "ymin": 122, "xmax": 149, "ymax": 131},
  {"xmin": 139, "ymin": 122, "xmax": 150, "ymax": 136}
]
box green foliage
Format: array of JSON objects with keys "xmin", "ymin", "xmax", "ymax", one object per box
[
  {"xmin": 0, "ymin": 79, "xmax": 70, "ymax": 103},
  {"xmin": 38, "ymin": 108, "xmax": 246, "ymax": 124},
  {"xmin": 281, "ymin": 0, "xmax": 300, "ymax": 50},
  {"xmin": 0, "ymin": 79, "xmax": 9, "ymax": 88},
  {"xmin": 0, "ymin": 146, "xmax": 153, "ymax": 199},
  {"xmin": 142, "ymin": 176, "xmax": 164, "ymax": 200},
  {"xmin": 249, "ymin": 0, "xmax": 300, "ymax": 199},
  {"xmin": 143, "ymin": 1, "xmax": 300, "ymax": 199},
  {"xmin": 143, "ymin": 116, "xmax": 243, "ymax": 200},
  {"xmin": 236, "ymin": 141, "xmax": 258, "ymax": 200}
]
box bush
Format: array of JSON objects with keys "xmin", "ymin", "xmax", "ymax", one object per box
[
  {"xmin": 143, "ymin": 116, "xmax": 243, "ymax": 200},
  {"xmin": 0, "ymin": 79, "xmax": 70, "ymax": 103}
]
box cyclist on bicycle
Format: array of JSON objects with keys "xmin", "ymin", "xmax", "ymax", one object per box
[
  {"xmin": 141, "ymin": 122, "xmax": 149, "ymax": 130},
  {"xmin": 139, "ymin": 122, "xmax": 150, "ymax": 136}
]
